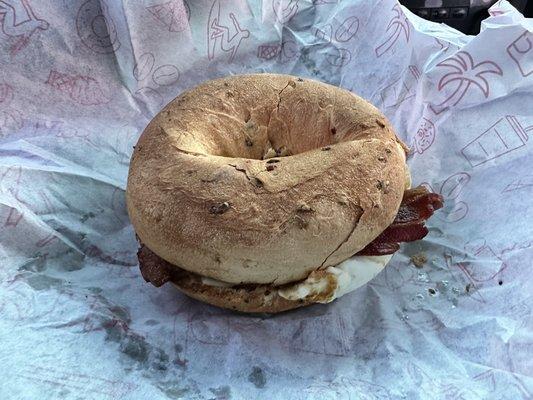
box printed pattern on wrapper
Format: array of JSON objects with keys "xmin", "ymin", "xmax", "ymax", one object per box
[
  {"xmin": 0, "ymin": 0, "xmax": 49, "ymax": 55},
  {"xmin": 375, "ymin": 4, "xmax": 410, "ymax": 58},
  {"xmin": 429, "ymin": 51, "xmax": 503, "ymax": 115},
  {"xmin": 461, "ymin": 115, "xmax": 532, "ymax": 168},
  {"xmin": 1, "ymin": 0, "xmax": 532, "ymax": 398},
  {"xmin": 0, "ymin": 82, "xmax": 23, "ymax": 136},
  {"xmin": 207, "ymin": 0, "xmax": 250, "ymax": 62},
  {"xmin": 272, "ymin": 0, "xmax": 300, "ymax": 24},
  {"xmin": 507, "ymin": 31, "xmax": 532, "ymax": 77},
  {"xmin": 76, "ymin": 0, "xmax": 120, "ymax": 54},
  {"xmin": 311, "ymin": 16, "xmax": 359, "ymax": 67},
  {"xmin": 45, "ymin": 70, "xmax": 109, "ymax": 106},
  {"xmin": 421, "ymin": 172, "xmax": 471, "ymax": 223},
  {"xmin": 146, "ymin": 0, "xmax": 190, "ymax": 33},
  {"xmin": 132, "ymin": 52, "xmax": 180, "ymax": 107}
]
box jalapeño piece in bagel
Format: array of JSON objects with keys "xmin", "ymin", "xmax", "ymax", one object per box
[{"xmin": 126, "ymin": 73, "xmax": 443, "ymax": 313}]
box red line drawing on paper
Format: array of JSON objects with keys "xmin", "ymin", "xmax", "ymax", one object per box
[
  {"xmin": 473, "ymin": 370, "xmax": 531, "ymax": 399},
  {"xmin": 146, "ymin": 0, "xmax": 190, "ymax": 33},
  {"xmin": 461, "ymin": 238, "xmax": 508, "ymax": 282},
  {"xmin": 461, "ymin": 116, "xmax": 530, "ymax": 168},
  {"xmin": 0, "ymin": 108, "xmax": 22, "ymax": 136},
  {"xmin": 326, "ymin": 47, "xmax": 351, "ymax": 67},
  {"xmin": 0, "ymin": 81, "xmax": 14, "ymax": 105},
  {"xmin": 380, "ymin": 76, "xmax": 416, "ymax": 109},
  {"xmin": 281, "ymin": 39, "xmax": 299, "ymax": 61},
  {"xmin": 409, "ymin": 65, "xmax": 421, "ymax": 81},
  {"xmin": 16, "ymin": 365, "xmax": 137, "ymax": 398},
  {"xmin": 375, "ymin": 4, "xmax": 410, "ymax": 58},
  {"xmin": 0, "ymin": 165, "xmax": 24, "ymax": 227},
  {"xmin": 288, "ymin": 314, "xmax": 352, "ymax": 357},
  {"xmin": 429, "ymin": 51, "xmax": 502, "ymax": 115},
  {"xmin": 501, "ymin": 174, "xmax": 533, "ymax": 193},
  {"xmin": 257, "ymin": 43, "xmax": 280, "ymax": 60},
  {"xmin": 412, "ymin": 117, "xmax": 435, "ymax": 154},
  {"xmin": 439, "ymin": 201, "xmax": 468, "ymax": 223},
  {"xmin": 499, "ymin": 240, "xmax": 533, "ymax": 260},
  {"xmin": 133, "ymin": 53, "xmax": 180, "ymax": 86},
  {"xmin": 35, "ymin": 233, "xmax": 57, "ymax": 247},
  {"xmin": 435, "ymin": 37, "xmax": 450, "ymax": 53},
  {"xmin": 314, "ymin": 23, "xmax": 332, "ymax": 42},
  {"xmin": 422, "ymin": 172, "xmax": 470, "ymax": 223},
  {"xmin": 38, "ymin": 189, "xmax": 54, "ymax": 214},
  {"xmin": 256, "ymin": 39, "xmax": 299, "ymax": 63},
  {"xmin": 382, "ymin": 259, "xmax": 415, "ymax": 291},
  {"xmin": 187, "ymin": 310, "xmax": 230, "ymax": 345},
  {"xmin": 0, "ymin": 282, "xmax": 35, "ymax": 320},
  {"xmin": 405, "ymin": 362, "xmax": 471, "ymax": 398},
  {"xmin": 135, "ymin": 86, "xmax": 163, "ymax": 107},
  {"xmin": 133, "ymin": 52, "xmax": 155, "ymax": 81},
  {"xmin": 0, "ymin": 82, "xmax": 23, "ymax": 136},
  {"xmin": 335, "ymin": 16, "xmax": 359, "ymax": 42},
  {"xmin": 207, "ymin": 1, "xmax": 250, "ymax": 62},
  {"xmin": 132, "ymin": 52, "xmax": 180, "ymax": 107},
  {"xmin": 440, "ymin": 172, "xmax": 471, "ymax": 200},
  {"xmin": 444, "ymin": 254, "xmax": 487, "ymax": 304},
  {"xmin": 272, "ymin": 0, "xmax": 300, "ymax": 23},
  {"xmin": 46, "ymin": 70, "xmax": 109, "ymax": 106},
  {"xmin": 76, "ymin": 0, "xmax": 120, "ymax": 54},
  {"xmin": 507, "ymin": 301, "xmax": 531, "ymax": 330},
  {"xmin": 173, "ymin": 306, "xmax": 231, "ymax": 358},
  {"xmin": 506, "ymin": 31, "xmax": 532, "ymax": 77},
  {"xmin": 111, "ymin": 187, "xmax": 129, "ymax": 225},
  {"xmin": 314, "ymin": 16, "xmax": 359, "ymax": 44},
  {"xmin": 152, "ymin": 64, "xmax": 180, "ymax": 86},
  {"xmin": 26, "ymin": 118, "xmax": 62, "ymax": 136},
  {"xmin": 0, "ymin": 0, "xmax": 49, "ymax": 55},
  {"xmin": 35, "ymin": 119, "xmax": 99, "ymax": 147}
]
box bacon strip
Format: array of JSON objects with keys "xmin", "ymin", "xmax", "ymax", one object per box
[
  {"xmin": 137, "ymin": 244, "xmax": 173, "ymax": 287},
  {"xmin": 356, "ymin": 186, "xmax": 444, "ymax": 256}
]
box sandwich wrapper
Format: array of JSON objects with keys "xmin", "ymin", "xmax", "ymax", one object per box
[{"xmin": 0, "ymin": 0, "xmax": 531, "ymax": 398}]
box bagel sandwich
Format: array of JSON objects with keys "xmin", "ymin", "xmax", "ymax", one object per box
[{"xmin": 126, "ymin": 73, "xmax": 443, "ymax": 313}]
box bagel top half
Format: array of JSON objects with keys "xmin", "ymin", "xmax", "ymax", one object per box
[{"xmin": 126, "ymin": 73, "xmax": 408, "ymax": 286}]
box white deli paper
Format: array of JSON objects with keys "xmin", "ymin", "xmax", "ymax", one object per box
[{"xmin": 0, "ymin": 0, "xmax": 532, "ymax": 399}]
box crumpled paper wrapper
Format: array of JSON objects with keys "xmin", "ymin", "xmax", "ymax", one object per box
[{"xmin": 0, "ymin": 0, "xmax": 532, "ymax": 398}]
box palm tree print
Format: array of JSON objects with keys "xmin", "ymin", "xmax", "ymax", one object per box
[
  {"xmin": 431, "ymin": 51, "xmax": 503, "ymax": 115},
  {"xmin": 375, "ymin": 5, "xmax": 410, "ymax": 58}
]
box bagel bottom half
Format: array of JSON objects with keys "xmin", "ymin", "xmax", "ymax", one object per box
[{"xmin": 138, "ymin": 243, "xmax": 392, "ymax": 313}]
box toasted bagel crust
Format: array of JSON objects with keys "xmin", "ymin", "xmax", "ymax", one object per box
[{"xmin": 127, "ymin": 74, "xmax": 407, "ymax": 286}]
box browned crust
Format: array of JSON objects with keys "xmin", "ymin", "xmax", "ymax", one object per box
[
  {"xmin": 170, "ymin": 273, "xmax": 314, "ymax": 314},
  {"xmin": 126, "ymin": 73, "xmax": 407, "ymax": 286},
  {"xmin": 138, "ymin": 241, "xmax": 330, "ymax": 313}
]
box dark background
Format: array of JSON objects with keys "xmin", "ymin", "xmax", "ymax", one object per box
[{"xmin": 400, "ymin": 0, "xmax": 532, "ymax": 34}]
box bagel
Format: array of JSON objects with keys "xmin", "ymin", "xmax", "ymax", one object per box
[{"xmin": 126, "ymin": 73, "xmax": 424, "ymax": 313}]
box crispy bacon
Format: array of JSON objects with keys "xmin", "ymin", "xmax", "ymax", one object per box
[
  {"xmin": 137, "ymin": 244, "xmax": 173, "ymax": 287},
  {"xmin": 356, "ymin": 186, "xmax": 444, "ymax": 256}
]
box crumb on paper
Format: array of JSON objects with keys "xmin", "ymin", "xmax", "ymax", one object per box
[{"xmin": 411, "ymin": 252, "xmax": 427, "ymax": 268}]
